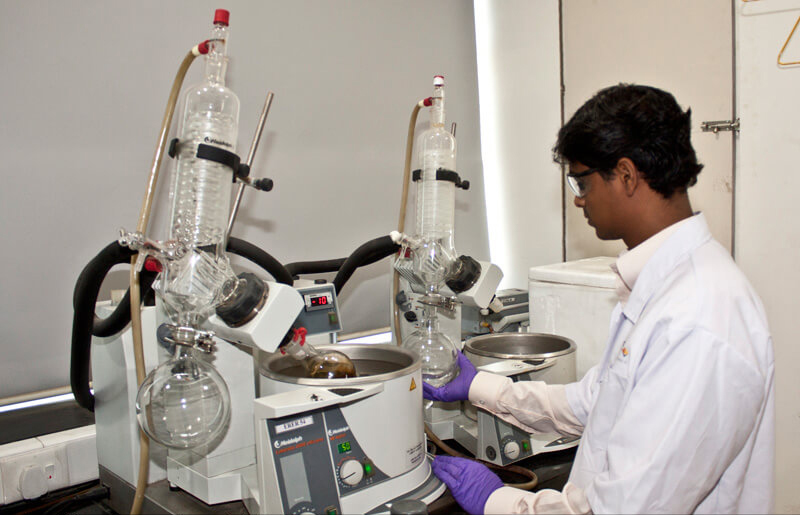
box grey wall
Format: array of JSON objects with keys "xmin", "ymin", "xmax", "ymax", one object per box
[{"xmin": 0, "ymin": 1, "xmax": 488, "ymax": 398}]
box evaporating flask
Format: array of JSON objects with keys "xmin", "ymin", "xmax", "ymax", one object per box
[
  {"xmin": 402, "ymin": 306, "xmax": 459, "ymax": 387},
  {"xmin": 136, "ymin": 346, "xmax": 231, "ymax": 449}
]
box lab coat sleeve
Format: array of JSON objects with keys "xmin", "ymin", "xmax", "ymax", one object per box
[
  {"xmin": 564, "ymin": 364, "xmax": 601, "ymax": 426},
  {"xmin": 484, "ymin": 483, "xmax": 592, "ymax": 514},
  {"xmin": 468, "ymin": 372, "xmax": 584, "ymax": 437},
  {"xmin": 583, "ymin": 328, "xmax": 765, "ymax": 513}
]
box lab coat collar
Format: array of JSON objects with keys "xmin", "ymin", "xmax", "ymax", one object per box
[
  {"xmin": 621, "ymin": 213, "xmax": 712, "ymax": 323},
  {"xmin": 613, "ymin": 216, "xmax": 694, "ymax": 306}
]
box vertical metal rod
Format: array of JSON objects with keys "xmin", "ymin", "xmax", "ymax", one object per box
[{"xmin": 226, "ymin": 91, "xmax": 275, "ymax": 239}]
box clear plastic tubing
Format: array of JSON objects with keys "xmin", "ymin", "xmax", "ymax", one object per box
[
  {"xmin": 416, "ymin": 76, "xmax": 456, "ymax": 245},
  {"xmin": 169, "ymin": 9, "xmax": 240, "ymax": 256}
]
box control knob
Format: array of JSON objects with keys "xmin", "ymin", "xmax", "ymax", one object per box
[
  {"xmin": 339, "ymin": 458, "xmax": 364, "ymax": 486},
  {"xmin": 503, "ymin": 441, "xmax": 520, "ymax": 460}
]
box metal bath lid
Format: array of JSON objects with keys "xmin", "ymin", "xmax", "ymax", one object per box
[
  {"xmin": 464, "ymin": 332, "xmax": 576, "ymax": 360},
  {"xmin": 258, "ymin": 343, "xmax": 421, "ymax": 386}
]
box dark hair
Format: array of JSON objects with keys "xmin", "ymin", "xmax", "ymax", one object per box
[{"xmin": 554, "ymin": 84, "xmax": 703, "ymax": 198}]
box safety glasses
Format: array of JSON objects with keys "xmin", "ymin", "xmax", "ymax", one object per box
[{"xmin": 566, "ymin": 168, "xmax": 600, "ymax": 198}]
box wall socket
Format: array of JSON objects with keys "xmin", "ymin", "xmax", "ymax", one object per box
[{"xmin": 0, "ymin": 425, "xmax": 98, "ymax": 505}]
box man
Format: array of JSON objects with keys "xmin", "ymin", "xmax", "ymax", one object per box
[{"xmin": 424, "ymin": 84, "xmax": 774, "ymax": 514}]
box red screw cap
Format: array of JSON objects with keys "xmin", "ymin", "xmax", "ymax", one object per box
[{"xmin": 214, "ymin": 9, "xmax": 229, "ymax": 26}]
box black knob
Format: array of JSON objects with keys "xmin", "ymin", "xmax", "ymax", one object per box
[
  {"xmin": 395, "ymin": 291, "xmax": 408, "ymax": 305},
  {"xmin": 255, "ymin": 178, "xmax": 274, "ymax": 191},
  {"xmin": 404, "ymin": 311, "xmax": 418, "ymax": 323}
]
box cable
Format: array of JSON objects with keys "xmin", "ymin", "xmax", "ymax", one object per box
[
  {"xmin": 425, "ymin": 424, "xmax": 539, "ymax": 491},
  {"xmin": 41, "ymin": 484, "xmax": 110, "ymax": 515},
  {"xmin": 3, "ymin": 483, "xmax": 109, "ymax": 515}
]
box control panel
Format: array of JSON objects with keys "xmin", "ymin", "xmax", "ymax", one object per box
[
  {"xmin": 491, "ymin": 418, "xmax": 535, "ymax": 465},
  {"xmin": 324, "ymin": 408, "xmax": 388, "ymax": 495},
  {"xmin": 264, "ymin": 406, "xmax": 389, "ymax": 514},
  {"xmin": 476, "ymin": 410, "xmax": 580, "ymax": 465},
  {"xmin": 295, "ymin": 284, "xmax": 342, "ymax": 336}
]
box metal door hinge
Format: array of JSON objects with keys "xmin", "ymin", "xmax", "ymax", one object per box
[{"xmin": 701, "ymin": 118, "xmax": 740, "ymax": 134}]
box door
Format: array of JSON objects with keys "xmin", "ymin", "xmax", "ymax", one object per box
[{"xmin": 561, "ymin": 0, "xmax": 735, "ymax": 259}]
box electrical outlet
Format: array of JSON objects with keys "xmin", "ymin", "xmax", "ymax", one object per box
[
  {"xmin": 0, "ymin": 425, "xmax": 97, "ymax": 505},
  {"xmin": 0, "ymin": 446, "xmax": 68, "ymax": 504}
]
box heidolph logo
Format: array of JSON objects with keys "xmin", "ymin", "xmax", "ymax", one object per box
[
  {"xmin": 204, "ymin": 136, "xmax": 233, "ymax": 148},
  {"xmin": 327, "ymin": 426, "xmax": 349, "ymax": 437},
  {"xmin": 274, "ymin": 435, "xmax": 303, "ymax": 449}
]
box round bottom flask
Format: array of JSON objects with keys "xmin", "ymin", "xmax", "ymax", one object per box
[
  {"xmin": 281, "ymin": 335, "xmax": 357, "ymax": 379},
  {"xmin": 402, "ymin": 308, "xmax": 459, "ymax": 386},
  {"xmin": 305, "ymin": 350, "xmax": 357, "ymax": 379},
  {"xmin": 136, "ymin": 347, "xmax": 231, "ymax": 449}
]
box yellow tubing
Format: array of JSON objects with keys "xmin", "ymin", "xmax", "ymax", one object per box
[
  {"xmin": 393, "ymin": 100, "xmax": 426, "ymax": 344},
  {"xmin": 129, "ymin": 48, "xmax": 201, "ymax": 515}
]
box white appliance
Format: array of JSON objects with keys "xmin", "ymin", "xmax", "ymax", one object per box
[
  {"xmin": 528, "ymin": 257, "xmax": 618, "ymax": 379},
  {"xmin": 253, "ymin": 344, "xmax": 444, "ymax": 514}
]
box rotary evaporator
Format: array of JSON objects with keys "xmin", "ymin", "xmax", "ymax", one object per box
[
  {"xmin": 389, "ymin": 78, "xmax": 578, "ymax": 467},
  {"xmin": 71, "ymin": 10, "xmax": 444, "ymax": 514},
  {"xmin": 391, "ymin": 76, "xmax": 503, "ymax": 387}
]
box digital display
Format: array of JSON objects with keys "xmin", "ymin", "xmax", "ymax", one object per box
[
  {"xmin": 337, "ymin": 441, "xmax": 351, "ymax": 454},
  {"xmin": 310, "ymin": 295, "xmax": 329, "ymax": 307}
]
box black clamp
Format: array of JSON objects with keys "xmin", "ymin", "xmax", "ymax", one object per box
[
  {"xmin": 411, "ymin": 168, "xmax": 470, "ymax": 190},
  {"xmin": 168, "ymin": 138, "xmax": 251, "ymax": 183},
  {"xmin": 196, "ymin": 143, "xmax": 250, "ymax": 183}
]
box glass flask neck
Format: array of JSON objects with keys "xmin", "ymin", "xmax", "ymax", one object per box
[
  {"xmin": 421, "ymin": 306, "xmax": 440, "ymax": 331},
  {"xmin": 430, "ymin": 87, "xmax": 445, "ymax": 128},
  {"xmin": 205, "ymin": 22, "xmax": 229, "ymax": 86}
]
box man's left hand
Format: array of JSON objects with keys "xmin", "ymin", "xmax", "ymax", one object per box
[{"xmin": 431, "ymin": 455, "xmax": 503, "ymax": 514}]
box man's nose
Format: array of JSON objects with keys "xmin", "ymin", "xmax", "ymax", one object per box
[{"xmin": 573, "ymin": 195, "xmax": 585, "ymax": 208}]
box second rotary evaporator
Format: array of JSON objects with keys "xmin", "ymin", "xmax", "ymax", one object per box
[{"xmin": 73, "ymin": 9, "xmax": 576, "ymax": 514}]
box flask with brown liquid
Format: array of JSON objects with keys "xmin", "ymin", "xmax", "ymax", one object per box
[{"xmin": 282, "ymin": 329, "xmax": 357, "ymax": 379}]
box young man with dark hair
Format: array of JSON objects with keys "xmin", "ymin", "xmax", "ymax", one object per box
[{"xmin": 425, "ymin": 84, "xmax": 774, "ymax": 514}]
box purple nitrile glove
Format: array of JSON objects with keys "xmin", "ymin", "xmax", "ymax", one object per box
[
  {"xmin": 431, "ymin": 455, "xmax": 503, "ymax": 515},
  {"xmin": 422, "ymin": 351, "xmax": 477, "ymax": 402}
]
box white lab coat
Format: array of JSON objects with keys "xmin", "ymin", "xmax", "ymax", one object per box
[{"xmin": 474, "ymin": 214, "xmax": 774, "ymax": 514}]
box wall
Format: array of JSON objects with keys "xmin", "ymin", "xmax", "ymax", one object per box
[
  {"xmin": 735, "ymin": 1, "xmax": 800, "ymax": 512},
  {"xmin": 473, "ymin": 0, "xmax": 563, "ymax": 289},
  {"xmin": 0, "ymin": 1, "xmax": 488, "ymax": 398}
]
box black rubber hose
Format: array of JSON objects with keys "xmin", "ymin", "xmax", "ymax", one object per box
[
  {"xmin": 285, "ymin": 245, "xmax": 397, "ymax": 277},
  {"xmin": 71, "ymin": 241, "xmax": 143, "ymax": 412},
  {"xmin": 285, "ymin": 258, "xmax": 347, "ymax": 277},
  {"xmin": 226, "ymin": 236, "xmax": 293, "ymax": 285},
  {"xmin": 332, "ymin": 235, "xmax": 399, "ymax": 294},
  {"xmin": 90, "ymin": 272, "xmax": 157, "ymax": 337}
]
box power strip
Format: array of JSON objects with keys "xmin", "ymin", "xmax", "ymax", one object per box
[{"xmin": 0, "ymin": 425, "xmax": 97, "ymax": 505}]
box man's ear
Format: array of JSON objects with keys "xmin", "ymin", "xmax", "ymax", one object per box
[{"xmin": 615, "ymin": 157, "xmax": 640, "ymax": 196}]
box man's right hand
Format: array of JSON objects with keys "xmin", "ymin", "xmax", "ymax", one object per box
[{"xmin": 422, "ymin": 351, "xmax": 478, "ymax": 402}]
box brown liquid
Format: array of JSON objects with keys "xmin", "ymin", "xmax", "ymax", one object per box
[{"xmin": 305, "ymin": 350, "xmax": 357, "ymax": 379}]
